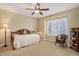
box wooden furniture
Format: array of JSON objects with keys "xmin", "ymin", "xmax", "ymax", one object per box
[
  {"xmin": 10, "ymin": 29, "xmax": 32, "ymax": 50},
  {"xmin": 55, "ymin": 34, "xmax": 68, "ymax": 47},
  {"xmin": 70, "ymin": 28, "xmax": 79, "ymax": 52}
]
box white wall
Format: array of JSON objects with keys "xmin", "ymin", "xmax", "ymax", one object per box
[
  {"xmin": 38, "ymin": 7, "xmax": 79, "ymax": 47},
  {"xmin": 0, "ymin": 9, "xmax": 37, "ymax": 45},
  {"xmin": 8, "ymin": 15, "xmax": 37, "ymax": 31}
]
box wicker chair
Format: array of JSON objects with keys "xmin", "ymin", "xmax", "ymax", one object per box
[{"xmin": 55, "ymin": 34, "xmax": 68, "ymax": 47}]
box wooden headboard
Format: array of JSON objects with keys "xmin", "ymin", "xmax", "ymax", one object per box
[
  {"xmin": 10, "ymin": 29, "xmax": 32, "ymax": 50},
  {"xmin": 11, "ymin": 29, "xmax": 31, "ymax": 35}
]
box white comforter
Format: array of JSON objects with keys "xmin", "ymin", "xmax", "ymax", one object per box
[{"xmin": 13, "ymin": 34, "xmax": 40, "ymax": 49}]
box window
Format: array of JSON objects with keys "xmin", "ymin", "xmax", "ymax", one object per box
[{"xmin": 47, "ymin": 17, "xmax": 67, "ymax": 36}]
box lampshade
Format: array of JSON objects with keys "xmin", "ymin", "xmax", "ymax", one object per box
[{"xmin": 3, "ymin": 24, "xmax": 8, "ymax": 28}]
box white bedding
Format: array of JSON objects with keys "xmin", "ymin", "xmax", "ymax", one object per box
[{"xmin": 13, "ymin": 34, "xmax": 40, "ymax": 49}]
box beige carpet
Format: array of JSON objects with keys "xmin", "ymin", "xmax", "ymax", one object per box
[{"xmin": 0, "ymin": 40, "xmax": 79, "ymax": 56}]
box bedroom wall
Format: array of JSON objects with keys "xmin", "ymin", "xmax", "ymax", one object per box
[
  {"xmin": 38, "ymin": 7, "xmax": 79, "ymax": 47},
  {"xmin": 0, "ymin": 9, "xmax": 37, "ymax": 46}
]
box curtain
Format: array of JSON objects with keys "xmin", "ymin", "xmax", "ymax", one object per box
[{"xmin": 47, "ymin": 17, "xmax": 67, "ymax": 36}]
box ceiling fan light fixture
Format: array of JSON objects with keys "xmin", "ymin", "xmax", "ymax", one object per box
[
  {"xmin": 35, "ymin": 10, "xmax": 39, "ymax": 13},
  {"xmin": 25, "ymin": 3, "xmax": 49, "ymax": 15}
]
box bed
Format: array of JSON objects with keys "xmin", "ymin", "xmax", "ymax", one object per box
[{"xmin": 10, "ymin": 29, "xmax": 40, "ymax": 50}]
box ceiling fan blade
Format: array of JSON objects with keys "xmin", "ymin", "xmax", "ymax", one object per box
[
  {"xmin": 39, "ymin": 8, "xmax": 49, "ymax": 11},
  {"xmin": 25, "ymin": 8, "xmax": 35, "ymax": 10},
  {"xmin": 39, "ymin": 12, "xmax": 43, "ymax": 15},
  {"xmin": 32, "ymin": 12, "xmax": 35, "ymax": 15}
]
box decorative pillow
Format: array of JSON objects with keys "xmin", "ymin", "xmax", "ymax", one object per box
[{"xmin": 23, "ymin": 29, "xmax": 27, "ymax": 34}]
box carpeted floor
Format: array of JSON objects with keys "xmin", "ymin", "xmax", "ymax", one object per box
[{"xmin": 0, "ymin": 40, "xmax": 79, "ymax": 56}]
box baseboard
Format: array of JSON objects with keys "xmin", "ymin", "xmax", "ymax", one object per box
[{"xmin": 0, "ymin": 44, "xmax": 4, "ymax": 47}]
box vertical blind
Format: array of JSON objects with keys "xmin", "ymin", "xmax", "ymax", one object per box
[{"xmin": 47, "ymin": 17, "xmax": 67, "ymax": 36}]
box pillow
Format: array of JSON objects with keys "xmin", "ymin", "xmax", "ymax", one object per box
[{"xmin": 23, "ymin": 29, "xmax": 27, "ymax": 34}]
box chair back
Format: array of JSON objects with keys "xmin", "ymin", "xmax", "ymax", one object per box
[{"xmin": 60, "ymin": 34, "xmax": 68, "ymax": 42}]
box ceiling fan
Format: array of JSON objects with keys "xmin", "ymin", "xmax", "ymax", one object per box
[{"xmin": 25, "ymin": 3, "xmax": 49, "ymax": 15}]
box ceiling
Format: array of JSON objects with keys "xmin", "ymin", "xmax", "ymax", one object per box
[{"xmin": 0, "ymin": 3, "xmax": 79, "ymax": 18}]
